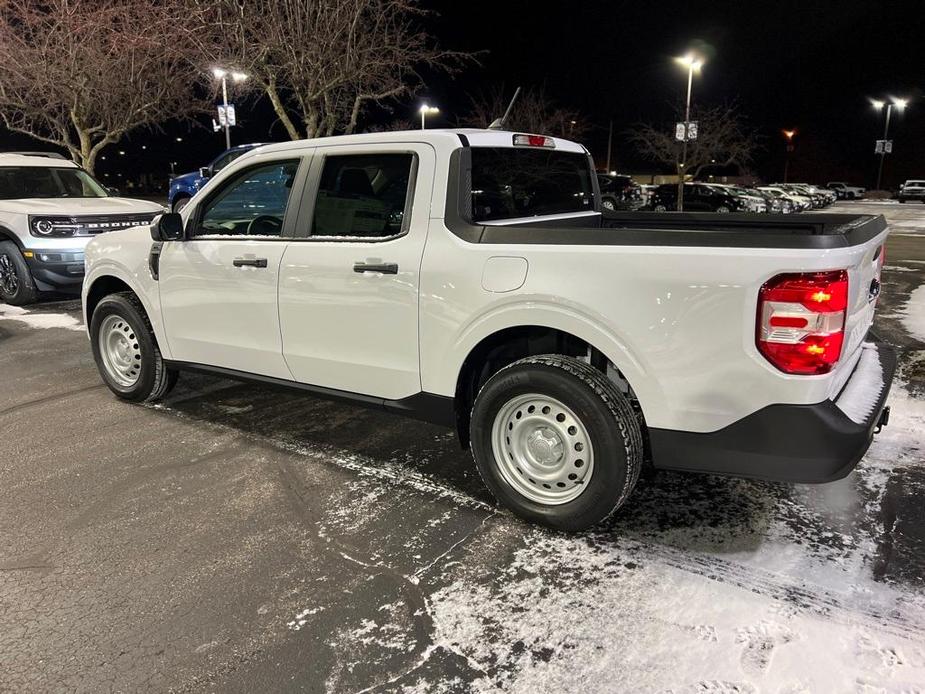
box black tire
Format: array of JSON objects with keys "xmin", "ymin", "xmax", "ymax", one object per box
[
  {"xmin": 172, "ymin": 196, "xmax": 191, "ymax": 213},
  {"xmin": 716, "ymin": 205, "xmax": 731, "ymax": 213},
  {"xmin": 0, "ymin": 241, "xmax": 38, "ymax": 306},
  {"xmin": 89, "ymin": 292, "xmax": 177, "ymax": 402},
  {"xmin": 601, "ymin": 196, "xmax": 617, "ymax": 211},
  {"xmin": 470, "ymin": 355, "xmax": 643, "ymax": 531},
  {"xmin": 899, "ymin": 198, "xmax": 906, "ymax": 203}
]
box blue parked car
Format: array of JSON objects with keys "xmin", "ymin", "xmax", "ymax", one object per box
[{"xmin": 167, "ymin": 143, "xmax": 268, "ymax": 212}]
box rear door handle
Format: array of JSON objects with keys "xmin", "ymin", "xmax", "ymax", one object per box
[
  {"xmin": 233, "ymin": 257, "xmax": 268, "ymax": 268},
  {"xmin": 353, "ymin": 262, "xmax": 398, "ymax": 275}
]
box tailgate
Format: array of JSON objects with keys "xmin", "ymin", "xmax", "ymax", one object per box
[{"xmin": 831, "ymin": 226, "xmax": 888, "ymax": 394}]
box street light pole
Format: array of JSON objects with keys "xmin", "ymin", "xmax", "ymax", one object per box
[
  {"xmin": 873, "ymin": 98, "xmax": 907, "ymax": 191},
  {"xmin": 782, "ymin": 129, "xmax": 796, "ymax": 183},
  {"xmin": 876, "ymin": 104, "xmax": 893, "ymax": 192},
  {"xmin": 420, "ymin": 104, "xmax": 439, "ymax": 129},
  {"xmin": 674, "ymin": 54, "xmax": 703, "ymax": 212},
  {"xmin": 212, "ymin": 68, "xmax": 248, "ymax": 150},
  {"xmin": 220, "ymin": 73, "xmax": 231, "ymax": 150}
]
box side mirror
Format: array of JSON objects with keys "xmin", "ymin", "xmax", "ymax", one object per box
[
  {"xmin": 150, "ymin": 212, "xmax": 184, "ymax": 242},
  {"xmin": 199, "ymin": 166, "xmax": 212, "ymax": 179},
  {"xmin": 106, "ymin": 186, "xmax": 120, "ymax": 196}
]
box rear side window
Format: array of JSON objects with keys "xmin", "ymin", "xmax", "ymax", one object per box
[
  {"xmin": 311, "ymin": 153, "xmax": 414, "ymax": 238},
  {"xmin": 469, "ymin": 147, "xmax": 593, "ymax": 222}
]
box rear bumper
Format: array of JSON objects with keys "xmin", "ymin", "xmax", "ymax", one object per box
[
  {"xmin": 24, "ymin": 248, "xmax": 85, "ymax": 293},
  {"xmin": 648, "ymin": 341, "xmax": 896, "ymax": 483}
]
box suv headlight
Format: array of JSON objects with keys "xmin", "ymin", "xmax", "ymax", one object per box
[{"xmin": 29, "ymin": 216, "xmax": 80, "ymax": 237}]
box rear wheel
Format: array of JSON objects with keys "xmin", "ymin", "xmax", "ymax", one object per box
[
  {"xmin": 470, "ymin": 355, "xmax": 643, "ymax": 531},
  {"xmin": 716, "ymin": 205, "xmax": 731, "ymax": 213},
  {"xmin": 0, "ymin": 241, "xmax": 38, "ymax": 306},
  {"xmin": 90, "ymin": 292, "xmax": 177, "ymax": 402},
  {"xmin": 653, "ymin": 204, "xmax": 668, "ymax": 212}
]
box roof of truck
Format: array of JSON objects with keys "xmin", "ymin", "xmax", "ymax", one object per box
[
  {"xmin": 0, "ymin": 152, "xmax": 78, "ymax": 168},
  {"xmin": 249, "ymin": 128, "xmax": 588, "ymax": 156}
]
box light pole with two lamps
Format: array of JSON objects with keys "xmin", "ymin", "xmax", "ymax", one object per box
[
  {"xmin": 212, "ymin": 68, "xmax": 248, "ymax": 149},
  {"xmin": 871, "ymin": 97, "xmax": 908, "ymax": 191},
  {"xmin": 419, "ymin": 104, "xmax": 440, "ymax": 129},
  {"xmin": 674, "ymin": 54, "xmax": 703, "ymax": 212}
]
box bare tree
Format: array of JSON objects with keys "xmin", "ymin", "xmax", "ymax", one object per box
[
  {"xmin": 461, "ymin": 86, "xmax": 589, "ymax": 139},
  {"xmin": 191, "ymin": 0, "xmax": 474, "ymax": 140},
  {"xmin": 626, "ymin": 103, "xmax": 759, "ymax": 181},
  {"xmin": 0, "ymin": 0, "xmax": 208, "ymax": 173}
]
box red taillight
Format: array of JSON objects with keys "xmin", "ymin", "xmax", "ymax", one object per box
[{"xmin": 757, "ymin": 270, "xmax": 849, "ymax": 375}]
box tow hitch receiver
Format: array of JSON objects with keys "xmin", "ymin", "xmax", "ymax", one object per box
[{"xmin": 875, "ymin": 406, "xmax": 891, "ymax": 434}]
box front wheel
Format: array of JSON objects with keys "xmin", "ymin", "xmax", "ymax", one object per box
[
  {"xmin": 470, "ymin": 355, "xmax": 643, "ymax": 531},
  {"xmin": 172, "ymin": 196, "xmax": 191, "ymax": 213},
  {"xmin": 0, "ymin": 241, "xmax": 38, "ymax": 306},
  {"xmin": 653, "ymin": 204, "xmax": 668, "ymax": 212},
  {"xmin": 716, "ymin": 205, "xmax": 731, "ymax": 213},
  {"xmin": 90, "ymin": 292, "xmax": 177, "ymax": 402}
]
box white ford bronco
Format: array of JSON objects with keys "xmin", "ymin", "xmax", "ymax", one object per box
[
  {"xmin": 0, "ymin": 152, "xmax": 164, "ymax": 305},
  {"xmin": 81, "ymin": 130, "xmax": 895, "ymax": 530}
]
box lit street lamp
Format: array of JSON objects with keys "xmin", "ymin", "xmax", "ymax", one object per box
[
  {"xmin": 213, "ymin": 67, "xmax": 248, "ymax": 149},
  {"xmin": 674, "ymin": 54, "xmax": 703, "ymax": 211},
  {"xmin": 872, "ymin": 97, "xmax": 907, "ymax": 191},
  {"xmin": 419, "ymin": 104, "xmax": 440, "ymax": 130},
  {"xmin": 782, "ymin": 129, "xmax": 796, "ymax": 183}
]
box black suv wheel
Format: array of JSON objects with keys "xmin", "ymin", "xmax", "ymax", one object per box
[{"xmin": 0, "ymin": 241, "xmax": 38, "ymax": 306}]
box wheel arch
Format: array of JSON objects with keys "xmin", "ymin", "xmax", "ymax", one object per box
[
  {"xmin": 83, "ymin": 270, "xmax": 168, "ymax": 357},
  {"xmin": 452, "ymin": 323, "xmax": 651, "ymax": 451},
  {"xmin": 0, "ymin": 225, "xmax": 25, "ymax": 249}
]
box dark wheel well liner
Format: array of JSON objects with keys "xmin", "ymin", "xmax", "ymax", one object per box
[{"xmin": 85, "ymin": 276, "xmax": 135, "ymax": 325}]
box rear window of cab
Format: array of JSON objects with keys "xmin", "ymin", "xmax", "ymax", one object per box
[{"xmin": 469, "ymin": 147, "xmax": 594, "ymax": 222}]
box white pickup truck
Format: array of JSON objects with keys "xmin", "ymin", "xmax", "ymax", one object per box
[{"xmin": 81, "ymin": 129, "xmax": 895, "ymax": 531}]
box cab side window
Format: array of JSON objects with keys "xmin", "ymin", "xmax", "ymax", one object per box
[
  {"xmin": 194, "ymin": 160, "xmax": 299, "ymax": 238},
  {"xmin": 311, "ymin": 153, "xmax": 414, "ymax": 238}
]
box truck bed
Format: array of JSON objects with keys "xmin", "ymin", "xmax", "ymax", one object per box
[{"xmin": 459, "ymin": 212, "xmax": 887, "ymax": 250}]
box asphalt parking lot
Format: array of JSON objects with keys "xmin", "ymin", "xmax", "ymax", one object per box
[{"xmin": 2, "ymin": 201, "xmax": 924, "ymax": 693}]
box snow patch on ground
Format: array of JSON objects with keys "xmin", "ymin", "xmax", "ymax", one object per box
[
  {"xmin": 416, "ymin": 381, "xmax": 925, "ymax": 693},
  {"xmin": 899, "ymin": 284, "xmax": 925, "ymax": 342},
  {"xmin": 0, "ymin": 304, "xmax": 84, "ymax": 331}
]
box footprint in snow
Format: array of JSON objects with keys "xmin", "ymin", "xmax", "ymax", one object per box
[{"xmin": 735, "ymin": 621, "xmax": 795, "ymax": 675}]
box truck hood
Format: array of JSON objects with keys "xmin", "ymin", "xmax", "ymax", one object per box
[
  {"xmin": 170, "ymin": 171, "xmax": 199, "ymax": 186},
  {"xmin": 0, "ymin": 197, "xmax": 165, "ymax": 215}
]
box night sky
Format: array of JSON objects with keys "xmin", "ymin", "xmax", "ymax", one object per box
[{"xmin": 3, "ymin": 0, "xmax": 922, "ymax": 190}]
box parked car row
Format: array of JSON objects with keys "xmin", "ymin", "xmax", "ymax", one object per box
[
  {"xmin": 644, "ymin": 181, "xmax": 837, "ymax": 214},
  {"xmin": 826, "ymin": 182, "xmax": 866, "ymax": 200}
]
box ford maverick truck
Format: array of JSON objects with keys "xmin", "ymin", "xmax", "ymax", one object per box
[{"xmin": 81, "ymin": 129, "xmax": 894, "ymax": 530}]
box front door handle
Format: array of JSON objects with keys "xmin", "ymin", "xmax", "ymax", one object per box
[
  {"xmin": 353, "ymin": 262, "xmax": 398, "ymax": 275},
  {"xmin": 233, "ymin": 257, "xmax": 268, "ymax": 268}
]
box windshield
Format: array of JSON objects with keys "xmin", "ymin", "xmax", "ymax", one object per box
[
  {"xmin": 469, "ymin": 147, "xmax": 594, "ymax": 222},
  {"xmin": 906, "ymin": 181, "xmax": 925, "ymax": 187},
  {"xmin": 0, "ymin": 166, "xmax": 108, "ymax": 199}
]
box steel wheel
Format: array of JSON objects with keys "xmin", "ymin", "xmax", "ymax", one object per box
[
  {"xmin": 491, "ymin": 392, "xmax": 594, "ymax": 505},
  {"xmin": 97, "ymin": 314, "xmax": 142, "ymax": 388},
  {"xmin": 0, "ymin": 253, "xmax": 19, "ymax": 296}
]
